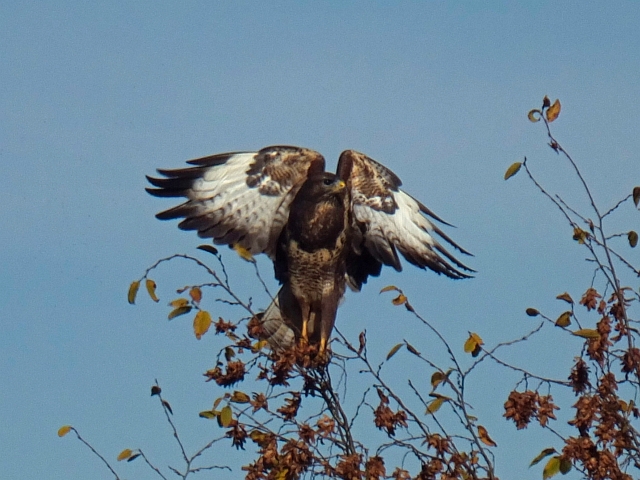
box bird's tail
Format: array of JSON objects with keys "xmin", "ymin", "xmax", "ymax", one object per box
[{"xmin": 255, "ymin": 285, "xmax": 304, "ymax": 350}]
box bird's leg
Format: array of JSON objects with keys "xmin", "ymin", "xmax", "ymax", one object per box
[{"xmin": 299, "ymin": 301, "xmax": 311, "ymax": 344}]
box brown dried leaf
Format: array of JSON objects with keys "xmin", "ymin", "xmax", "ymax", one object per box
[
  {"xmin": 556, "ymin": 292, "xmax": 573, "ymax": 304},
  {"xmin": 189, "ymin": 286, "xmax": 202, "ymax": 304},
  {"xmin": 633, "ymin": 186, "xmax": 640, "ymax": 208},
  {"xmin": 628, "ymin": 231, "xmax": 638, "ymax": 248},
  {"xmin": 477, "ymin": 425, "xmax": 497, "ymax": 447},
  {"xmin": 525, "ymin": 308, "xmax": 540, "ymax": 317}
]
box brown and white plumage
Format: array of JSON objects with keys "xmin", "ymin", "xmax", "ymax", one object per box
[{"xmin": 147, "ymin": 146, "xmax": 473, "ymax": 352}]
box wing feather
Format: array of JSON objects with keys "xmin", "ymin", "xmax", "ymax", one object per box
[
  {"xmin": 146, "ymin": 146, "xmax": 325, "ymax": 258},
  {"xmin": 338, "ymin": 150, "xmax": 474, "ymax": 280}
]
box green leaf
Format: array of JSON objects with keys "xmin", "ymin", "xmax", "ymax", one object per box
[
  {"xmin": 543, "ymin": 456, "xmax": 561, "ymax": 479},
  {"xmin": 220, "ymin": 405, "xmax": 233, "ymax": 427},
  {"xmin": 559, "ymin": 458, "xmax": 571, "ymax": 474},
  {"xmin": 199, "ymin": 410, "xmax": 217, "ymax": 420},
  {"xmin": 530, "ymin": 448, "xmax": 557, "ymax": 467}
]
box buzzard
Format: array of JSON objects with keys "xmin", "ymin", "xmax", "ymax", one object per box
[{"xmin": 147, "ymin": 146, "xmax": 472, "ymax": 353}]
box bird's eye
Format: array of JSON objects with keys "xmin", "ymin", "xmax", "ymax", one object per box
[{"xmin": 323, "ymin": 178, "xmax": 334, "ymax": 186}]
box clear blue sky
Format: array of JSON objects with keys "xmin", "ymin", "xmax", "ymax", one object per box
[{"xmin": 2, "ymin": 2, "xmax": 639, "ymax": 479}]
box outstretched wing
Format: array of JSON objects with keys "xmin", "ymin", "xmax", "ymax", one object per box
[
  {"xmin": 337, "ymin": 150, "xmax": 474, "ymax": 285},
  {"xmin": 146, "ymin": 146, "xmax": 325, "ymax": 258}
]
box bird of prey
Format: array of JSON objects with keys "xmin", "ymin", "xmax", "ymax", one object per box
[{"xmin": 146, "ymin": 146, "xmax": 472, "ymax": 354}]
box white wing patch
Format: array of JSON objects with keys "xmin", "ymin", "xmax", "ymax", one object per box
[
  {"xmin": 187, "ymin": 153, "xmax": 293, "ymax": 256},
  {"xmin": 353, "ymin": 189, "xmax": 471, "ymax": 278}
]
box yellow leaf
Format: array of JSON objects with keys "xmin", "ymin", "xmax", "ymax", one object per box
[
  {"xmin": 233, "ymin": 244, "xmax": 254, "ymax": 262},
  {"xmin": 193, "ymin": 310, "xmax": 212, "ymax": 340},
  {"xmin": 431, "ymin": 371, "xmax": 445, "ymax": 389},
  {"xmin": 220, "ymin": 405, "xmax": 233, "ymax": 427},
  {"xmin": 426, "ymin": 396, "xmax": 448, "ymax": 414},
  {"xmin": 199, "ymin": 410, "xmax": 217, "ymax": 419},
  {"xmin": 629, "ymin": 231, "xmax": 638, "ymax": 248},
  {"xmin": 249, "ymin": 429, "xmax": 271, "ymax": 447},
  {"xmin": 530, "ymin": 448, "xmax": 557, "ymax": 467},
  {"xmin": 168, "ymin": 305, "xmax": 192, "ymax": 320},
  {"xmin": 477, "ymin": 425, "xmax": 497, "ymax": 447},
  {"xmin": 213, "ymin": 396, "xmax": 226, "ymax": 410},
  {"xmin": 170, "ymin": 297, "xmax": 189, "ymax": 308},
  {"xmin": 145, "ymin": 279, "xmax": 159, "ymax": 302},
  {"xmin": 546, "ymin": 99, "xmax": 561, "ymax": 123},
  {"xmin": 252, "ymin": 340, "xmax": 268, "ymax": 352},
  {"xmin": 117, "ymin": 448, "xmax": 133, "ymax": 461},
  {"xmin": 504, "ymin": 162, "xmax": 522, "ymax": 180},
  {"xmin": 274, "ymin": 468, "xmax": 289, "ymax": 480},
  {"xmin": 386, "ymin": 343, "xmax": 403, "ymax": 360},
  {"xmin": 464, "ymin": 333, "xmax": 483, "ymax": 353},
  {"xmin": 127, "ymin": 281, "xmax": 140, "ymax": 305},
  {"xmin": 379, "ymin": 285, "xmax": 399, "ymax": 294},
  {"xmin": 57, "ymin": 425, "xmax": 72, "ymax": 437},
  {"xmin": 528, "ymin": 109, "xmax": 542, "ymax": 122},
  {"xmin": 189, "ymin": 286, "xmax": 202, "ymax": 303},
  {"xmin": 572, "ymin": 227, "xmax": 589, "ymax": 244},
  {"xmin": 556, "ymin": 292, "xmax": 573, "ymax": 304},
  {"xmin": 572, "ymin": 329, "xmax": 600, "ymax": 339},
  {"xmin": 555, "ymin": 311, "xmax": 572, "ymax": 328},
  {"xmin": 230, "ymin": 391, "xmax": 251, "ymax": 404},
  {"xmin": 392, "ymin": 294, "xmax": 407, "ymax": 306},
  {"xmin": 542, "ymin": 456, "xmax": 561, "ymax": 480}
]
